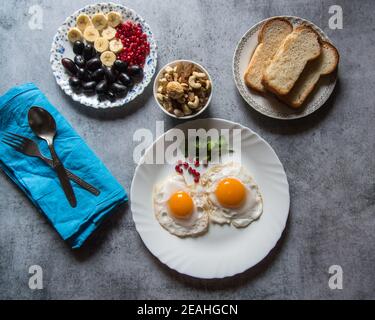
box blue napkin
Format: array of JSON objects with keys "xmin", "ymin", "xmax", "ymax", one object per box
[{"xmin": 0, "ymin": 83, "xmax": 127, "ymax": 248}]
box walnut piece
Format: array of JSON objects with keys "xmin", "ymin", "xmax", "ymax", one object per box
[{"xmin": 166, "ymin": 81, "xmax": 184, "ymax": 100}]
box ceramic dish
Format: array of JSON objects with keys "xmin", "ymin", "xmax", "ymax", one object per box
[
  {"xmin": 50, "ymin": 2, "xmax": 157, "ymax": 109},
  {"xmin": 233, "ymin": 16, "xmax": 337, "ymax": 120},
  {"xmin": 131, "ymin": 118, "xmax": 290, "ymax": 279},
  {"xmin": 153, "ymin": 60, "xmax": 213, "ymax": 119}
]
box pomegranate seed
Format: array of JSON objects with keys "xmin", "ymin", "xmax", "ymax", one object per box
[
  {"xmin": 194, "ymin": 159, "xmax": 200, "ymax": 167},
  {"xmin": 115, "ymin": 20, "xmax": 150, "ymax": 65},
  {"xmin": 188, "ymin": 167, "xmax": 193, "ymax": 174},
  {"xmin": 194, "ymin": 177, "xmax": 200, "ymax": 183},
  {"xmin": 183, "ymin": 162, "xmax": 189, "ymax": 169}
]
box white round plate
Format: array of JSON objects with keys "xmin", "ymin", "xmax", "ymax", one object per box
[
  {"xmin": 50, "ymin": 2, "xmax": 157, "ymax": 109},
  {"xmin": 233, "ymin": 16, "xmax": 337, "ymax": 120},
  {"xmin": 131, "ymin": 118, "xmax": 290, "ymax": 279}
]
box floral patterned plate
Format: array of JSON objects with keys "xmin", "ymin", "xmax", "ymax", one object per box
[
  {"xmin": 50, "ymin": 2, "xmax": 157, "ymax": 109},
  {"xmin": 233, "ymin": 16, "xmax": 337, "ymax": 120}
]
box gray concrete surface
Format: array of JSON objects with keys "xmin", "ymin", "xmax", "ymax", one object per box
[{"xmin": 0, "ymin": 0, "xmax": 374, "ymax": 300}]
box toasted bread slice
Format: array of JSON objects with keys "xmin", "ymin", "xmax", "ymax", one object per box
[
  {"xmin": 263, "ymin": 25, "xmax": 321, "ymax": 95},
  {"xmin": 281, "ymin": 41, "xmax": 339, "ymax": 108},
  {"xmin": 244, "ymin": 18, "xmax": 293, "ymax": 93}
]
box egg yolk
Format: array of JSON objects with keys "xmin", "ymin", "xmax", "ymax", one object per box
[
  {"xmin": 215, "ymin": 178, "xmax": 246, "ymax": 208},
  {"xmin": 168, "ymin": 191, "xmax": 194, "ymax": 219}
]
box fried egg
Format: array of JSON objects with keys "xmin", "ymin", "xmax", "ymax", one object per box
[
  {"xmin": 201, "ymin": 162, "xmax": 263, "ymax": 228},
  {"xmin": 153, "ymin": 174, "xmax": 209, "ymax": 237}
]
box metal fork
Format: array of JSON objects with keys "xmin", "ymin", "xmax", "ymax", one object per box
[{"xmin": 2, "ymin": 132, "xmax": 100, "ymax": 196}]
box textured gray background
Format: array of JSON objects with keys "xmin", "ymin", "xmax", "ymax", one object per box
[{"xmin": 0, "ymin": 0, "xmax": 374, "ymax": 300}]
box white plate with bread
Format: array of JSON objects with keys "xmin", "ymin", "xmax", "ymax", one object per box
[{"xmin": 233, "ymin": 16, "xmax": 339, "ymax": 120}]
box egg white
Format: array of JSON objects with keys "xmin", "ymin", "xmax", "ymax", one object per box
[
  {"xmin": 153, "ymin": 174, "xmax": 209, "ymax": 237},
  {"xmin": 201, "ymin": 162, "xmax": 263, "ymax": 228}
]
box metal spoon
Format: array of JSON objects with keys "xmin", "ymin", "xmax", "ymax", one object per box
[{"xmin": 28, "ymin": 106, "xmax": 77, "ymax": 207}]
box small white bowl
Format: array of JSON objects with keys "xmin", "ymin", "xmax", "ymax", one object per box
[{"xmin": 153, "ymin": 59, "xmax": 213, "ymax": 119}]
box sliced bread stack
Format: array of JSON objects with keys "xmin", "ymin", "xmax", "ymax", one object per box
[{"xmin": 244, "ymin": 18, "xmax": 339, "ymax": 108}]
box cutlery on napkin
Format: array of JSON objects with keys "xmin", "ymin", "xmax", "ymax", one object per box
[
  {"xmin": 28, "ymin": 106, "xmax": 77, "ymax": 207},
  {"xmin": 2, "ymin": 132, "xmax": 100, "ymax": 196},
  {"xmin": 0, "ymin": 83, "xmax": 128, "ymax": 248}
]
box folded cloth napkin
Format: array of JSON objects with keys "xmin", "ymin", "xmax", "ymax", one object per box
[{"xmin": 0, "ymin": 83, "xmax": 127, "ymax": 248}]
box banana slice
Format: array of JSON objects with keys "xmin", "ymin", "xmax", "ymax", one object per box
[
  {"xmin": 67, "ymin": 27, "xmax": 83, "ymax": 42},
  {"xmin": 109, "ymin": 39, "xmax": 123, "ymax": 53},
  {"xmin": 100, "ymin": 51, "xmax": 116, "ymax": 67},
  {"xmin": 92, "ymin": 13, "xmax": 108, "ymax": 31},
  {"xmin": 107, "ymin": 11, "xmax": 122, "ymax": 28},
  {"xmin": 101, "ymin": 26, "xmax": 116, "ymax": 40},
  {"xmin": 83, "ymin": 26, "xmax": 100, "ymax": 42},
  {"xmin": 94, "ymin": 37, "xmax": 109, "ymax": 53},
  {"xmin": 76, "ymin": 14, "xmax": 91, "ymax": 31}
]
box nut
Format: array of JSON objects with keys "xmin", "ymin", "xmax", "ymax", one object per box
[
  {"xmin": 165, "ymin": 66, "xmax": 174, "ymax": 74},
  {"xmin": 182, "ymin": 104, "xmax": 192, "ymax": 115},
  {"xmin": 156, "ymin": 93, "xmax": 164, "ymax": 102},
  {"xmin": 181, "ymin": 83, "xmax": 189, "ymax": 91},
  {"xmin": 188, "ymin": 75, "xmax": 202, "ymax": 89},
  {"xmin": 188, "ymin": 92, "xmax": 195, "ymax": 101},
  {"xmin": 159, "ymin": 78, "xmax": 168, "ymax": 85},
  {"xmin": 178, "ymin": 76, "xmax": 187, "ymax": 84},
  {"xmin": 204, "ymin": 79, "xmax": 211, "ymax": 90},
  {"xmin": 166, "ymin": 81, "xmax": 184, "ymax": 99},
  {"xmin": 173, "ymin": 108, "xmax": 184, "ymax": 117},
  {"xmin": 163, "ymin": 98, "xmax": 173, "ymax": 110},
  {"xmin": 157, "ymin": 62, "xmax": 210, "ymax": 117},
  {"xmin": 188, "ymin": 96, "xmax": 200, "ymax": 109},
  {"xmin": 175, "ymin": 63, "xmax": 183, "ymax": 74},
  {"xmin": 176, "ymin": 96, "xmax": 186, "ymax": 104},
  {"xmin": 184, "ymin": 63, "xmax": 194, "ymax": 76},
  {"xmin": 193, "ymin": 71, "xmax": 207, "ymax": 79}
]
